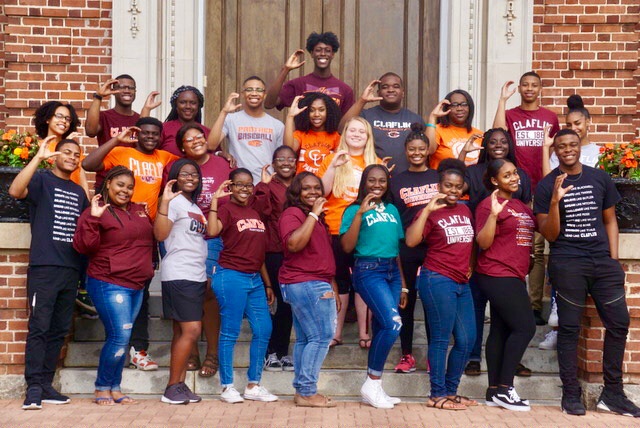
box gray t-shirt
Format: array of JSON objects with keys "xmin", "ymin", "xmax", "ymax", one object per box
[
  {"xmin": 549, "ymin": 143, "xmax": 600, "ymax": 170},
  {"xmin": 161, "ymin": 195, "xmax": 207, "ymax": 282},
  {"xmin": 223, "ymin": 110, "xmax": 284, "ymax": 183},
  {"xmin": 361, "ymin": 106, "xmax": 423, "ymax": 173}
]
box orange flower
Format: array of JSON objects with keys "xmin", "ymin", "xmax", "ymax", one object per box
[
  {"xmin": 47, "ymin": 158, "xmax": 55, "ymax": 165},
  {"xmin": 599, "ymin": 146, "xmax": 606, "ymax": 153},
  {"xmin": 20, "ymin": 147, "xmax": 29, "ymax": 159},
  {"xmin": 24, "ymin": 136, "xmax": 32, "ymax": 144},
  {"xmin": 2, "ymin": 133, "xmax": 11, "ymax": 141},
  {"xmin": 621, "ymin": 144, "xmax": 629, "ymax": 149},
  {"xmin": 8, "ymin": 129, "xmax": 16, "ymax": 135},
  {"xmin": 606, "ymin": 154, "xmax": 613, "ymax": 160},
  {"xmin": 605, "ymin": 143, "xmax": 615, "ymax": 150}
]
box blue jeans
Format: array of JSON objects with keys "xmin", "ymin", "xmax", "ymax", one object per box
[
  {"xmin": 86, "ymin": 277, "xmax": 143, "ymax": 391},
  {"xmin": 417, "ymin": 269, "xmax": 475, "ymax": 397},
  {"xmin": 205, "ymin": 237, "xmax": 223, "ymax": 280},
  {"xmin": 352, "ymin": 257, "xmax": 402, "ymax": 377},
  {"xmin": 281, "ymin": 281, "xmax": 336, "ymax": 396},
  {"xmin": 211, "ymin": 266, "xmax": 272, "ymax": 387}
]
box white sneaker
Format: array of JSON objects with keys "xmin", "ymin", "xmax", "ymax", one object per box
[
  {"xmin": 538, "ymin": 330, "xmax": 558, "ymax": 350},
  {"xmin": 548, "ymin": 299, "xmax": 559, "ymax": 327},
  {"xmin": 243, "ymin": 385, "xmax": 278, "ymax": 402},
  {"xmin": 361, "ymin": 377, "xmax": 394, "ymax": 409},
  {"xmin": 220, "ymin": 386, "xmax": 244, "ymax": 403},
  {"xmin": 129, "ymin": 347, "xmax": 158, "ymax": 371},
  {"xmin": 384, "ymin": 390, "xmax": 401, "ymax": 405}
]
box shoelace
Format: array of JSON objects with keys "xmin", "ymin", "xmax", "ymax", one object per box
[
  {"xmin": 281, "ymin": 356, "xmax": 293, "ymax": 365},
  {"xmin": 508, "ymin": 387, "xmax": 522, "ymax": 403},
  {"xmin": 266, "ymin": 354, "xmax": 279, "ymax": 364}
]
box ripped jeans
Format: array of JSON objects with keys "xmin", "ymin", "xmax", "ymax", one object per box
[
  {"xmin": 87, "ymin": 277, "xmax": 143, "ymax": 391},
  {"xmin": 352, "ymin": 257, "xmax": 402, "ymax": 377},
  {"xmin": 280, "ymin": 281, "xmax": 336, "ymax": 396},
  {"xmin": 548, "ymin": 256, "xmax": 629, "ymax": 396}
]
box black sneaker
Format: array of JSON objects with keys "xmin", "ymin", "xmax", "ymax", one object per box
[
  {"xmin": 533, "ymin": 310, "xmax": 547, "ymax": 326},
  {"xmin": 597, "ymin": 389, "xmax": 640, "ymax": 417},
  {"xmin": 561, "ymin": 393, "xmax": 586, "ymax": 416},
  {"xmin": 180, "ymin": 382, "xmax": 202, "ymax": 403},
  {"xmin": 485, "ymin": 387, "xmax": 499, "ymax": 407},
  {"xmin": 41, "ymin": 384, "xmax": 70, "ymax": 404},
  {"xmin": 464, "ymin": 361, "xmax": 481, "ymax": 376},
  {"xmin": 263, "ymin": 353, "xmax": 282, "ymax": 371},
  {"xmin": 22, "ymin": 385, "xmax": 42, "ymax": 410},
  {"xmin": 492, "ymin": 386, "xmax": 531, "ymax": 411},
  {"xmin": 76, "ymin": 290, "xmax": 97, "ymax": 314},
  {"xmin": 280, "ymin": 355, "xmax": 294, "ymax": 372},
  {"xmin": 161, "ymin": 383, "xmax": 190, "ymax": 405}
]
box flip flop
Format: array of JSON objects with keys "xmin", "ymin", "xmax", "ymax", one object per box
[
  {"xmin": 359, "ymin": 339, "xmax": 371, "ymax": 349},
  {"xmin": 450, "ymin": 395, "xmax": 478, "ymax": 406},
  {"xmin": 113, "ymin": 395, "xmax": 138, "ymax": 405},
  {"xmin": 199, "ymin": 354, "xmax": 219, "ymax": 378},
  {"xmin": 426, "ymin": 396, "xmax": 467, "ymax": 410},
  {"xmin": 94, "ymin": 397, "xmax": 114, "ymax": 406},
  {"xmin": 329, "ymin": 338, "xmax": 343, "ymax": 348}
]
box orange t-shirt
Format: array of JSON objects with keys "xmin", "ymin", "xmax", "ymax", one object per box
[
  {"xmin": 293, "ymin": 130, "xmax": 341, "ymax": 174},
  {"xmin": 103, "ymin": 147, "xmax": 179, "ymax": 220},
  {"xmin": 317, "ymin": 153, "xmax": 381, "ymax": 235},
  {"xmin": 429, "ymin": 124, "xmax": 484, "ymax": 169},
  {"xmin": 48, "ymin": 141, "xmax": 84, "ymax": 185}
]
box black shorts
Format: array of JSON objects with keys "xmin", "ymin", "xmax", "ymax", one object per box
[
  {"xmin": 332, "ymin": 234, "xmax": 354, "ymax": 294},
  {"xmin": 161, "ymin": 280, "xmax": 207, "ymax": 322}
]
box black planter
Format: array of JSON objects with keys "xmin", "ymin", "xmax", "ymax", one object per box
[
  {"xmin": 0, "ymin": 166, "xmax": 31, "ymax": 222},
  {"xmin": 613, "ymin": 178, "xmax": 640, "ymax": 233}
]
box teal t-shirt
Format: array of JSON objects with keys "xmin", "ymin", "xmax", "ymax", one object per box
[{"xmin": 339, "ymin": 202, "xmax": 404, "ymax": 258}]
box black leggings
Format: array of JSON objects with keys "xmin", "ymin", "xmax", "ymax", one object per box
[{"xmin": 476, "ymin": 273, "xmax": 536, "ymax": 387}]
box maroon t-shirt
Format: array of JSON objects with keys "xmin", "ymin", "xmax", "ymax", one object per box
[
  {"xmin": 505, "ymin": 106, "xmax": 560, "ymax": 193},
  {"xmin": 475, "ymin": 197, "xmax": 536, "ymax": 281},
  {"xmin": 278, "ymin": 207, "xmax": 336, "ymax": 284},
  {"xmin": 217, "ymin": 202, "xmax": 267, "ymax": 273},
  {"xmin": 420, "ymin": 203, "xmax": 474, "ymax": 284},
  {"xmin": 276, "ymin": 73, "xmax": 354, "ymax": 115},
  {"xmin": 159, "ymin": 120, "xmax": 211, "ymax": 157},
  {"xmin": 252, "ymin": 178, "xmax": 287, "ymax": 253}
]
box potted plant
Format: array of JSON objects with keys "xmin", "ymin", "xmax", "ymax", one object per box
[
  {"xmin": 598, "ymin": 138, "xmax": 640, "ymax": 232},
  {"xmin": 0, "ymin": 129, "xmax": 51, "ymax": 222}
]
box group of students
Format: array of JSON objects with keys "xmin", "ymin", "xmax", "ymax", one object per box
[{"xmin": 13, "ymin": 30, "xmax": 640, "ymax": 418}]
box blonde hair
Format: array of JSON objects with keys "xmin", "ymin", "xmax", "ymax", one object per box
[{"xmin": 333, "ymin": 117, "xmax": 378, "ymax": 198}]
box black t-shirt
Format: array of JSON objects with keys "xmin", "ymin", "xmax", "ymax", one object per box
[
  {"xmin": 533, "ymin": 166, "xmax": 620, "ymax": 258},
  {"xmin": 466, "ymin": 163, "xmax": 532, "ymax": 213},
  {"xmin": 26, "ymin": 170, "xmax": 89, "ymax": 269}
]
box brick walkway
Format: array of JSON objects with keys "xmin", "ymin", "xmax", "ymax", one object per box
[{"xmin": 1, "ymin": 397, "xmax": 638, "ymax": 428}]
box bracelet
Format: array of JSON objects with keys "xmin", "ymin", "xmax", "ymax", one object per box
[
  {"xmin": 401, "ymin": 288, "xmax": 409, "ymax": 293},
  {"xmin": 93, "ymin": 93, "xmax": 103, "ymax": 101},
  {"xmin": 308, "ymin": 212, "xmax": 319, "ymax": 222},
  {"xmin": 157, "ymin": 212, "xmax": 168, "ymax": 216},
  {"xmin": 425, "ymin": 123, "xmax": 436, "ymax": 129}
]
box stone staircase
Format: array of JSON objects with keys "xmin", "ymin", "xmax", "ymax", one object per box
[{"xmin": 60, "ymin": 276, "xmax": 561, "ymax": 403}]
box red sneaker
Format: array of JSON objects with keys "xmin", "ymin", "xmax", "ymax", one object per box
[{"xmin": 394, "ymin": 354, "xmax": 416, "ymax": 373}]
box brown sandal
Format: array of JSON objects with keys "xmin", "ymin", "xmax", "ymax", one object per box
[
  {"xmin": 426, "ymin": 396, "xmax": 467, "ymax": 410},
  {"xmin": 186, "ymin": 354, "xmax": 201, "ymax": 371},
  {"xmin": 449, "ymin": 395, "xmax": 478, "ymax": 406},
  {"xmin": 199, "ymin": 353, "xmax": 219, "ymax": 377}
]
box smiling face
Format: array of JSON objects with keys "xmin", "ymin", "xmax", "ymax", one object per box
[
  {"xmin": 242, "ymin": 79, "xmax": 266, "ymax": 110},
  {"xmin": 491, "ymin": 161, "xmax": 519, "ymax": 197},
  {"xmin": 365, "ymin": 167, "xmax": 388, "ymax": 202},
  {"xmin": 447, "ymin": 93, "xmax": 470, "ymax": 127},
  {"xmin": 300, "ymin": 175, "xmax": 323, "ymax": 208},
  {"xmin": 272, "ymin": 148, "xmax": 296, "ymax": 180},
  {"xmin": 553, "ymin": 133, "xmax": 582, "ymax": 168},
  {"xmin": 486, "ymin": 130, "xmax": 510, "ymax": 160},
  {"xmin": 405, "ymin": 139, "xmax": 429, "ymax": 168},
  {"xmin": 311, "ymin": 42, "xmax": 334, "ymax": 71},
  {"xmin": 113, "ymin": 77, "xmax": 136, "ymax": 107},
  {"xmin": 54, "ymin": 141, "xmax": 81, "ymax": 174},
  {"xmin": 47, "ymin": 106, "xmax": 72, "ymax": 138},
  {"xmin": 518, "ymin": 75, "xmax": 541, "ymax": 104},
  {"xmin": 438, "ymin": 172, "xmax": 464, "ymax": 206},
  {"xmin": 106, "ymin": 173, "xmax": 134, "ymax": 208},
  {"xmin": 176, "ymin": 90, "xmax": 199, "ymax": 122},
  {"xmin": 566, "ymin": 111, "xmax": 590, "ymax": 142},
  {"xmin": 344, "ymin": 119, "xmax": 368, "ymax": 153},
  {"xmin": 181, "ymin": 128, "xmax": 207, "ymax": 159},
  {"xmin": 229, "ymin": 172, "xmax": 254, "ymax": 206},
  {"xmin": 308, "ymin": 98, "xmax": 327, "ymax": 131},
  {"xmin": 136, "ymin": 124, "xmax": 161, "ymax": 154},
  {"xmin": 176, "ymin": 163, "xmax": 200, "ymax": 197},
  {"xmin": 378, "ymin": 74, "xmax": 404, "ymax": 107}
]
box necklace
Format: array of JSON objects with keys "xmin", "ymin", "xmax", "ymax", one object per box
[{"xmin": 562, "ymin": 169, "xmax": 583, "ymax": 182}]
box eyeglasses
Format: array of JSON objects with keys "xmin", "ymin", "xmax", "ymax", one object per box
[
  {"xmin": 274, "ymin": 157, "xmax": 296, "ymax": 163},
  {"xmin": 53, "ymin": 113, "xmax": 72, "ymax": 123},
  {"xmin": 449, "ymin": 102, "xmax": 469, "ymax": 109},
  {"xmin": 178, "ymin": 172, "xmax": 200, "ymax": 179},
  {"xmin": 183, "ymin": 133, "xmax": 205, "ymax": 143},
  {"xmin": 231, "ymin": 182, "xmax": 254, "ymax": 189},
  {"xmin": 115, "ymin": 85, "xmax": 136, "ymax": 91},
  {"xmin": 242, "ymin": 87, "xmax": 265, "ymax": 93}
]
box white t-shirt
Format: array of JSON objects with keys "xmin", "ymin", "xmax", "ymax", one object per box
[
  {"xmin": 550, "ymin": 143, "xmax": 600, "ymax": 170},
  {"xmin": 161, "ymin": 194, "xmax": 208, "ymax": 282},
  {"xmin": 223, "ymin": 110, "xmax": 284, "ymax": 184}
]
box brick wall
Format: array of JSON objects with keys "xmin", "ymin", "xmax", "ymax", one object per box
[{"xmin": 532, "ymin": 0, "xmax": 640, "ymax": 144}]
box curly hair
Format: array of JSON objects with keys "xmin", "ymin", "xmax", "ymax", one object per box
[
  {"xmin": 293, "ymin": 92, "xmax": 341, "ymax": 133},
  {"xmin": 306, "ymin": 32, "xmax": 340, "ymax": 53},
  {"xmin": 33, "ymin": 101, "xmax": 80, "ymax": 139}
]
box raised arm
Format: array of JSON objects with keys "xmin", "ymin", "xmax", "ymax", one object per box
[
  {"xmin": 85, "ymin": 78, "xmax": 120, "ymax": 137},
  {"xmin": 285, "ymin": 198, "xmax": 327, "ymax": 252},
  {"xmin": 340, "ymin": 194, "xmax": 377, "ymax": 253},
  {"xmin": 82, "ymin": 127, "xmax": 139, "ymax": 172},
  {"xmin": 320, "ymin": 151, "xmax": 349, "ymax": 196},
  {"xmin": 264, "ymin": 49, "xmax": 305, "ymax": 109},
  {"xmin": 206, "ymin": 180, "xmax": 232, "ymax": 237},
  {"xmin": 153, "ymin": 179, "xmax": 181, "ymax": 242},
  {"xmin": 207, "ymin": 93, "xmax": 241, "ymax": 152},
  {"xmin": 140, "ymin": 91, "xmax": 162, "ymax": 118},
  {"xmin": 338, "ymin": 79, "xmax": 382, "ymax": 131},
  {"xmin": 476, "ymin": 190, "xmax": 509, "ymax": 249},
  {"xmin": 424, "ymin": 100, "xmax": 449, "ymax": 155},
  {"xmin": 284, "ymin": 95, "xmax": 307, "ymax": 152},
  {"xmin": 8, "ymin": 136, "xmax": 59, "ymax": 199},
  {"xmin": 541, "ymin": 124, "xmax": 554, "ymax": 177},
  {"xmin": 405, "ymin": 193, "xmax": 447, "ymax": 247},
  {"xmin": 492, "ymin": 80, "xmax": 516, "ymax": 130},
  {"xmin": 537, "ymin": 173, "xmax": 573, "ymax": 242}
]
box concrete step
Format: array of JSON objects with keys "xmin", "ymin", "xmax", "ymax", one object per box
[
  {"xmin": 64, "ymin": 339, "xmax": 559, "ymax": 373},
  {"xmin": 59, "ymin": 367, "xmax": 562, "ymax": 401}
]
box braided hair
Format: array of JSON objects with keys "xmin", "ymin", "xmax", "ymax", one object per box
[
  {"xmin": 98, "ymin": 166, "xmax": 135, "ymax": 226},
  {"xmin": 165, "ymin": 85, "xmax": 205, "ymax": 123}
]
